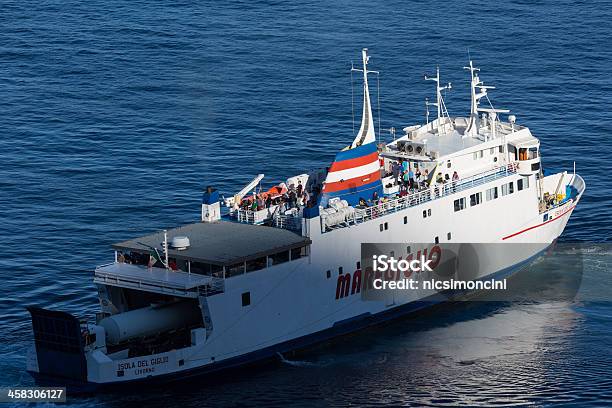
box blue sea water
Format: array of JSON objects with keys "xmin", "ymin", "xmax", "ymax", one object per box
[{"xmin": 1, "ymin": 0, "xmax": 612, "ymax": 406}]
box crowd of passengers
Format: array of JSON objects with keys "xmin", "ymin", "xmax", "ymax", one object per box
[
  {"xmin": 240, "ymin": 160, "xmax": 462, "ymax": 212},
  {"xmin": 356, "ymin": 159, "xmax": 460, "ymax": 207},
  {"xmin": 240, "ymin": 180, "xmax": 319, "ymax": 212}
]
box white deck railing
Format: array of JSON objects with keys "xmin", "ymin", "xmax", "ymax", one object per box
[
  {"xmin": 231, "ymin": 205, "xmax": 303, "ymax": 232},
  {"xmin": 94, "ymin": 263, "xmax": 225, "ymax": 298},
  {"xmin": 326, "ymin": 163, "xmax": 518, "ymax": 231}
]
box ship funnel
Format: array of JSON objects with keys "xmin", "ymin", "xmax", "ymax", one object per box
[{"xmin": 351, "ymin": 48, "xmax": 376, "ymax": 148}]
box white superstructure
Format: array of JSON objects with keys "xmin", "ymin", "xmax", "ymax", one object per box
[{"xmin": 27, "ymin": 49, "xmax": 584, "ymax": 389}]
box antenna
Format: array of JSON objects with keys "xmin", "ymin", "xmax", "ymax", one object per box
[
  {"xmin": 463, "ymin": 60, "xmax": 486, "ymax": 137},
  {"xmin": 463, "ymin": 60, "xmax": 510, "ymax": 141},
  {"xmin": 424, "ymin": 66, "xmax": 452, "ymax": 134}
]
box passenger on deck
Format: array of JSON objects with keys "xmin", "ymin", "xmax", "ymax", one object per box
[
  {"xmin": 403, "ymin": 171, "xmax": 411, "ymax": 189},
  {"xmin": 408, "ymin": 168, "xmax": 415, "ymax": 190},
  {"xmin": 278, "ymin": 198, "xmax": 287, "ymax": 212},
  {"xmin": 265, "ymin": 195, "xmax": 272, "ymax": 208},
  {"xmin": 302, "ymin": 189, "xmax": 310, "ymax": 207},
  {"xmin": 392, "ymin": 161, "xmax": 400, "ymax": 184},
  {"xmin": 288, "ymin": 190, "xmax": 297, "ymax": 208},
  {"xmin": 452, "ymin": 171, "xmax": 459, "ymax": 192},
  {"xmin": 359, "ymin": 197, "xmax": 367, "ymax": 207},
  {"xmin": 297, "ymin": 180, "xmax": 303, "ymax": 199}
]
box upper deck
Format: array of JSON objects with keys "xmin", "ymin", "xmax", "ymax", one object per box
[
  {"xmin": 383, "ymin": 117, "xmax": 535, "ymax": 163},
  {"xmin": 113, "ymin": 221, "xmax": 310, "ymax": 266},
  {"xmin": 98, "ymin": 221, "xmax": 311, "ymax": 297}
]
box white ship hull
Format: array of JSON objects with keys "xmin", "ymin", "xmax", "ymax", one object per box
[
  {"xmin": 27, "ymin": 171, "xmax": 584, "ymax": 389},
  {"xmin": 26, "ymin": 50, "xmax": 586, "ymax": 390}
]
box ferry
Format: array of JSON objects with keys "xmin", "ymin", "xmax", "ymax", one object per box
[{"xmin": 27, "ymin": 49, "xmax": 585, "ymax": 389}]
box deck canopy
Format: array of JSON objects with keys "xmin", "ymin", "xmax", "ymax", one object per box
[
  {"xmin": 113, "ymin": 221, "xmax": 311, "ymax": 267},
  {"xmin": 508, "ymin": 134, "xmax": 540, "ymax": 148}
]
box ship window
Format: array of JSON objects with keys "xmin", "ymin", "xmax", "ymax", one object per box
[
  {"xmin": 470, "ymin": 192, "xmax": 482, "ymax": 206},
  {"xmin": 339, "ymin": 266, "xmax": 343, "ymax": 275},
  {"xmin": 447, "ymin": 232, "xmax": 452, "ymax": 240},
  {"xmin": 226, "ymin": 263, "xmax": 245, "ymax": 277},
  {"xmin": 486, "ymin": 187, "xmax": 499, "ymax": 201},
  {"xmin": 268, "ymin": 251, "xmax": 289, "ymax": 265},
  {"xmin": 423, "ymin": 210, "xmax": 427, "ymax": 218},
  {"xmin": 390, "ymin": 251, "xmax": 395, "ymax": 257},
  {"xmin": 428, "ymin": 209, "xmax": 431, "ymax": 216},
  {"xmin": 291, "ymin": 247, "xmax": 306, "ymax": 260},
  {"xmin": 122, "ymin": 251, "xmax": 149, "ymax": 266},
  {"xmin": 242, "ymin": 292, "xmax": 251, "ymax": 307},
  {"xmin": 528, "ymin": 147, "xmax": 538, "ymax": 159},
  {"xmin": 499, "ymin": 145, "xmax": 505, "ymax": 153},
  {"xmin": 524, "ymin": 176, "xmax": 530, "ymax": 188},
  {"xmin": 384, "ymin": 222, "xmax": 389, "ymax": 230},
  {"xmin": 479, "ymin": 150, "xmax": 484, "ymax": 158},
  {"xmin": 473, "ymin": 152, "xmax": 478, "ymax": 160},
  {"xmin": 454, "ymin": 198, "xmax": 466, "ymax": 212},
  {"xmin": 326, "ymin": 270, "xmax": 331, "ymax": 279},
  {"xmin": 357, "ymin": 261, "xmax": 361, "ymax": 269},
  {"xmin": 380, "ymin": 223, "xmax": 384, "ymax": 232},
  {"xmin": 246, "ymin": 257, "xmax": 267, "ymax": 273},
  {"xmin": 404, "ymin": 216, "xmax": 408, "ymax": 224},
  {"xmin": 190, "ymin": 262, "xmax": 223, "ymax": 276},
  {"xmin": 518, "ymin": 178, "xmax": 524, "ymax": 191},
  {"xmin": 490, "ymin": 148, "xmax": 495, "ymax": 155},
  {"xmin": 531, "ymin": 162, "xmax": 540, "ymax": 171},
  {"xmin": 269, "ymin": 250, "xmax": 289, "ymax": 266},
  {"xmin": 435, "ymin": 236, "xmax": 439, "ymax": 244},
  {"xmin": 447, "ymin": 161, "xmax": 451, "ymax": 168},
  {"xmin": 502, "ymin": 182, "xmax": 514, "ymax": 196}
]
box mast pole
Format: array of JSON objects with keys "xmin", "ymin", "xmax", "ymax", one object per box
[
  {"xmin": 436, "ymin": 66, "xmax": 441, "ymax": 124},
  {"xmin": 163, "ymin": 230, "xmax": 169, "ymax": 269}
]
